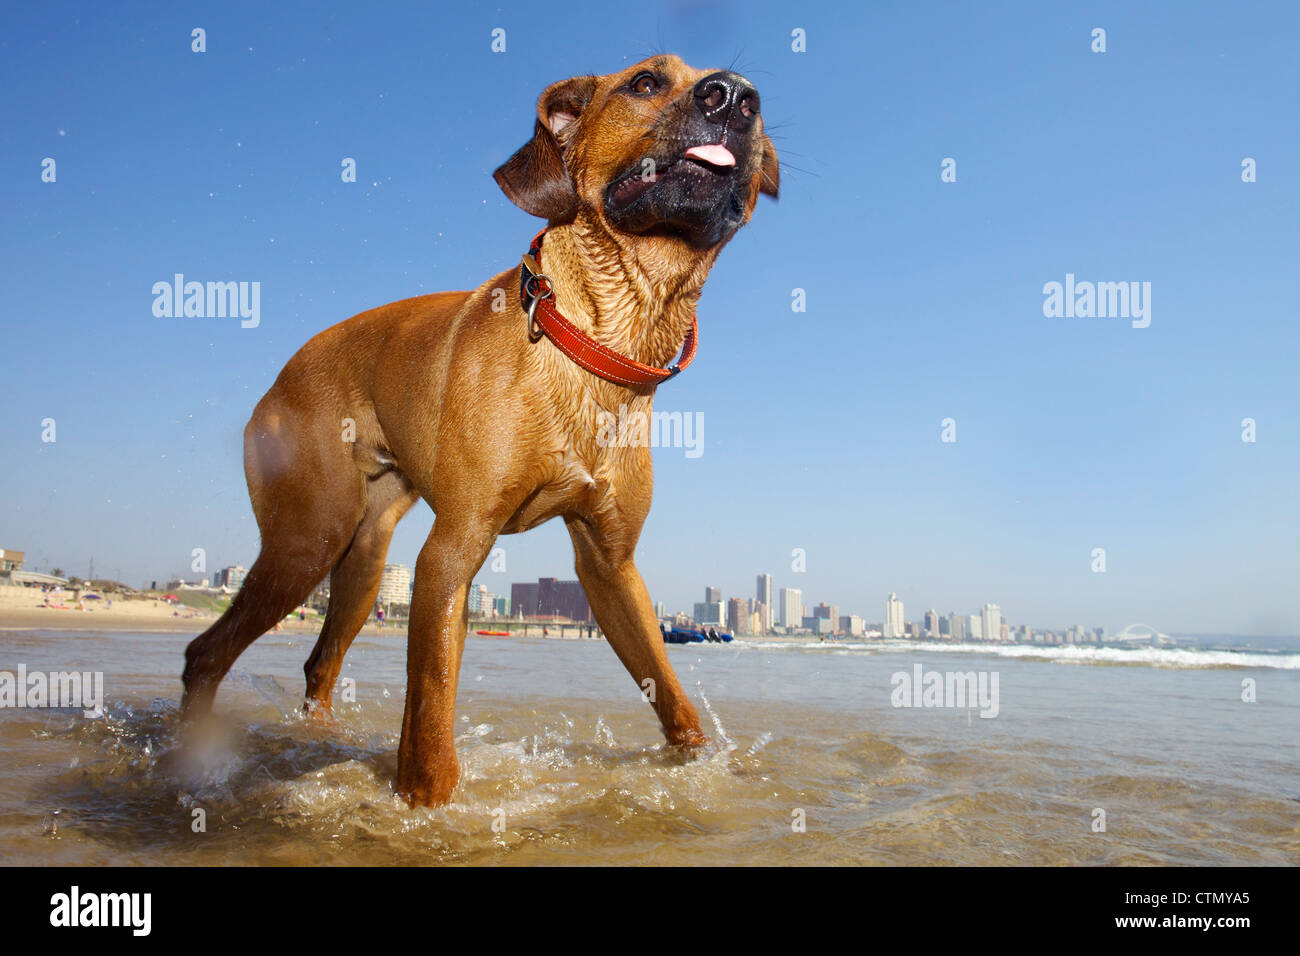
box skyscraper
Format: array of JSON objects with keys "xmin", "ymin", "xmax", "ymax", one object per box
[
  {"xmin": 924, "ymin": 609, "xmax": 940, "ymax": 637},
  {"xmin": 705, "ymin": 586, "xmax": 722, "ymax": 604},
  {"xmin": 884, "ymin": 592, "xmax": 904, "ymax": 639},
  {"xmin": 780, "ymin": 587, "xmax": 803, "ymax": 628},
  {"xmin": 982, "ymin": 603, "xmax": 1002, "ymax": 644},
  {"xmin": 378, "ymin": 564, "xmax": 412, "ymax": 608},
  {"xmin": 468, "ymin": 584, "xmax": 494, "ymax": 616},
  {"xmin": 756, "ymin": 573, "xmax": 772, "ymax": 610},
  {"xmin": 694, "ymin": 600, "xmax": 723, "ymax": 626},
  {"xmin": 727, "ymin": 597, "xmax": 749, "ymax": 634}
]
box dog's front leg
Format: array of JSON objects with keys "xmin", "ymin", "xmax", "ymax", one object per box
[
  {"xmin": 567, "ymin": 517, "xmax": 707, "ymax": 750},
  {"xmin": 396, "ymin": 517, "xmax": 496, "ymax": 807}
]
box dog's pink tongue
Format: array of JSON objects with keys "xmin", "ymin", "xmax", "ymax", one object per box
[{"xmin": 684, "ymin": 144, "xmax": 736, "ymax": 167}]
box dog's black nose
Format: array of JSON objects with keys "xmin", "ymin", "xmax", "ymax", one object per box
[{"xmin": 693, "ymin": 71, "xmax": 759, "ymax": 132}]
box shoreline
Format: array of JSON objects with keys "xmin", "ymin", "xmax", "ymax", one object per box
[{"xmin": 0, "ymin": 604, "xmax": 598, "ymax": 640}]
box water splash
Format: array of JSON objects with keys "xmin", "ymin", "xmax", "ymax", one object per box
[{"xmin": 696, "ymin": 687, "xmax": 734, "ymax": 753}]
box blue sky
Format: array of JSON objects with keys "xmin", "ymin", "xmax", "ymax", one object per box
[{"xmin": 2, "ymin": 1, "xmax": 1296, "ymax": 635}]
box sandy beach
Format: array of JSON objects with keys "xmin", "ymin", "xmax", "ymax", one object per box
[
  {"xmin": 0, "ymin": 587, "xmax": 359, "ymax": 636},
  {"xmin": 0, "ymin": 586, "xmax": 603, "ymax": 640}
]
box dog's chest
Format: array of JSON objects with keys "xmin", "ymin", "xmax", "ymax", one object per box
[{"xmin": 499, "ymin": 441, "xmax": 638, "ymax": 534}]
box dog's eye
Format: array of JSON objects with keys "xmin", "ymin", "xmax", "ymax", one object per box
[{"xmin": 629, "ymin": 72, "xmax": 660, "ymax": 96}]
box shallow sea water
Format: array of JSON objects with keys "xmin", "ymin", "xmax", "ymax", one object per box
[{"xmin": 0, "ymin": 629, "xmax": 1296, "ymax": 865}]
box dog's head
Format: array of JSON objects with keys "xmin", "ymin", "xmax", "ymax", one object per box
[{"xmin": 495, "ymin": 55, "xmax": 778, "ymax": 250}]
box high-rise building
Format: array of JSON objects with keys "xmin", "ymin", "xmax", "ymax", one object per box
[
  {"xmin": 511, "ymin": 581, "xmax": 539, "ymax": 617},
  {"xmin": 947, "ymin": 611, "xmax": 966, "ymax": 641},
  {"xmin": 705, "ymin": 586, "xmax": 722, "ymax": 604},
  {"xmin": 509, "ymin": 578, "xmax": 591, "ymax": 621},
  {"xmin": 727, "ymin": 597, "xmax": 749, "ymax": 634},
  {"xmin": 968, "ymin": 612, "xmax": 983, "ymax": 640},
  {"xmin": 884, "ymin": 592, "xmax": 905, "ymax": 639},
  {"xmin": 218, "ymin": 565, "xmax": 247, "ymax": 590},
  {"xmin": 840, "ymin": 614, "xmax": 864, "ymax": 637},
  {"xmin": 802, "ymin": 615, "xmax": 834, "ymax": 635},
  {"xmin": 378, "ymin": 564, "xmax": 412, "ymax": 608},
  {"xmin": 694, "ymin": 601, "xmax": 724, "ymax": 626},
  {"xmin": 779, "ymin": 588, "xmax": 803, "ymax": 628},
  {"xmin": 753, "ymin": 600, "xmax": 771, "ymax": 633},
  {"xmin": 924, "ymin": 609, "xmax": 940, "ymax": 637},
  {"xmin": 756, "ymin": 573, "xmax": 772, "ymax": 610},
  {"xmin": 494, "ymin": 595, "xmax": 510, "ymax": 617},
  {"xmin": 982, "ymin": 604, "xmax": 1002, "ymax": 644},
  {"xmin": 813, "ymin": 602, "xmax": 838, "ymax": 629},
  {"xmin": 468, "ymin": 584, "xmax": 494, "ymax": 616}
]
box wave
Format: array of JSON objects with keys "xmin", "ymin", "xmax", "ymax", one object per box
[{"xmin": 732, "ymin": 639, "xmax": 1300, "ymax": 670}]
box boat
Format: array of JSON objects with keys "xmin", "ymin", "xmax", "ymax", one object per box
[
  {"xmin": 663, "ymin": 626, "xmax": 733, "ymax": 644},
  {"xmin": 475, "ymin": 630, "xmax": 511, "ymax": 637}
]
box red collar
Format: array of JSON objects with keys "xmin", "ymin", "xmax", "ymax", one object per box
[{"xmin": 518, "ymin": 229, "xmax": 698, "ymax": 388}]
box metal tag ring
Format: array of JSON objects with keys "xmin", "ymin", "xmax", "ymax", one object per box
[
  {"xmin": 527, "ymin": 294, "xmax": 545, "ymax": 342},
  {"xmin": 524, "ymin": 272, "xmax": 553, "ymax": 302},
  {"xmin": 524, "ymin": 272, "xmax": 552, "ymax": 342}
]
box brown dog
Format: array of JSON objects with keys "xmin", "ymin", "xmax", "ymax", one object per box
[{"xmin": 180, "ymin": 55, "xmax": 778, "ymax": 806}]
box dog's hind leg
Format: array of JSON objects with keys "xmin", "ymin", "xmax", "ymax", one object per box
[
  {"xmin": 181, "ymin": 403, "xmax": 367, "ymax": 722},
  {"xmin": 303, "ymin": 471, "xmax": 418, "ymax": 718}
]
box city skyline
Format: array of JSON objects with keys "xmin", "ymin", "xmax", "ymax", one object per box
[{"xmin": 0, "ymin": 543, "xmax": 1258, "ymax": 639}]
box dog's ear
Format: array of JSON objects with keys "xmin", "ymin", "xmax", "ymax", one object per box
[
  {"xmin": 759, "ymin": 133, "xmax": 779, "ymax": 199},
  {"xmin": 494, "ymin": 75, "xmax": 597, "ymax": 221}
]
